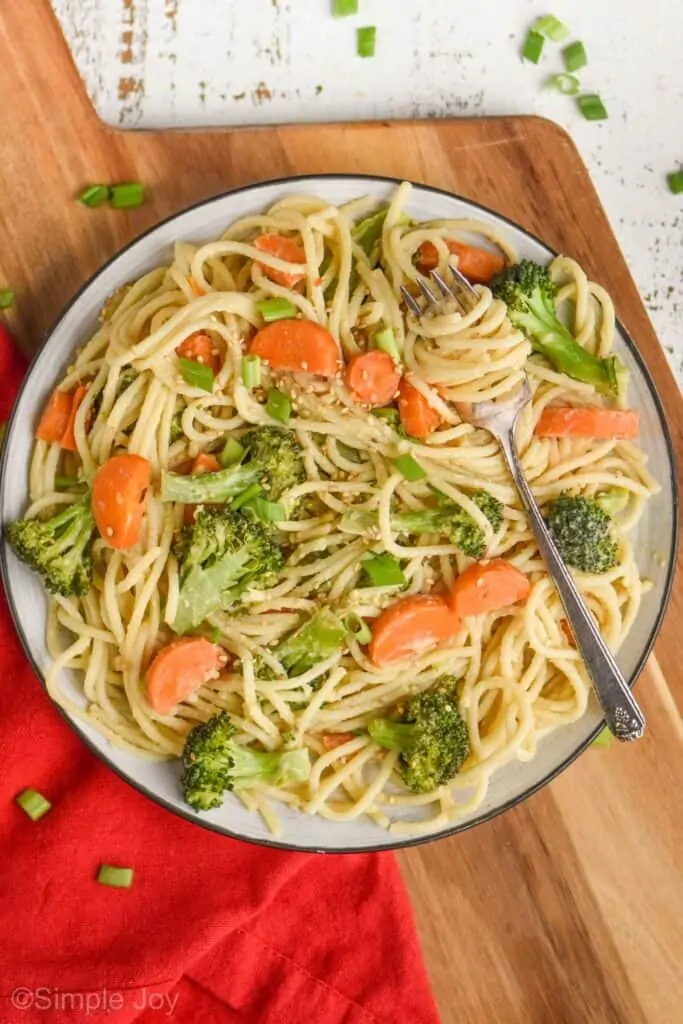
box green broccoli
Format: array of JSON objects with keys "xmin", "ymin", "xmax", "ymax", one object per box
[
  {"xmin": 595, "ymin": 487, "xmax": 630, "ymax": 516},
  {"xmin": 545, "ymin": 493, "xmax": 618, "ymax": 573},
  {"xmin": 368, "ymin": 689, "xmax": 470, "ymax": 794},
  {"xmin": 182, "ymin": 711, "xmax": 311, "ymax": 811},
  {"xmin": 340, "ymin": 489, "xmax": 503, "ymax": 559},
  {"xmin": 6, "ymin": 496, "xmax": 95, "ymax": 597},
  {"xmin": 172, "ymin": 506, "xmax": 283, "ymax": 633},
  {"xmin": 161, "ymin": 425, "xmax": 305, "ymax": 505},
  {"xmin": 491, "ymin": 260, "xmax": 626, "ymax": 397},
  {"xmin": 274, "ymin": 609, "xmax": 348, "ymax": 677}
]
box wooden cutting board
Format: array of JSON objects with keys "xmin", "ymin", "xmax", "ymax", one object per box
[{"xmin": 2, "ymin": 4, "xmax": 682, "ymax": 1022}]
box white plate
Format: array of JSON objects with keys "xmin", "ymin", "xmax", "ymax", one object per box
[{"xmin": 0, "ymin": 176, "xmax": 678, "ymax": 852}]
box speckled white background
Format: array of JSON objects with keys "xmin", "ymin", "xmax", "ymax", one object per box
[{"xmin": 52, "ymin": 0, "xmax": 683, "ymax": 383}]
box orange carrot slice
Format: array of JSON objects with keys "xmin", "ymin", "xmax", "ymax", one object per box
[
  {"xmin": 397, "ymin": 379, "xmax": 442, "ymax": 439},
  {"xmin": 92, "ymin": 453, "xmax": 151, "ymax": 550},
  {"xmin": 535, "ymin": 406, "xmax": 639, "ymax": 440},
  {"xmin": 417, "ymin": 240, "xmax": 505, "ymax": 284},
  {"xmin": 369, "ymin": 594, "xmax": 460, "ymax": 667},
  {"xmin": 60, "ymin": 386, "xmax": 88, "ymax": 452},
  {"xmin": 448, "ymin": 558, "xmax": 531, "ymax": 618},
  {"xmin": 36, "ymin": 389, "xmax": 73, "ymax": 444},
  {"xmin": 344, "ymin": 351, "xmax": 401, "ymax": 407},
  {"xmin": 250, "ymin": 320, "xmax": 341, "ymax": 377},
  {"xmin": 253, "ymin": 234, "xmax": 307, "ymax": 288},
  {"xmin": 176, "ymin": 332, "xmax": 221, "ymax": 374},
  {"xmin": 146, "ymin": 637, "xmax": 228, "ymax": 715}
]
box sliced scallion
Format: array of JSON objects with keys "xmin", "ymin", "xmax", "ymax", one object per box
[
  {"xmin": 357, "ymin": 26, "xmax": 376, "ymax": 58},
  {"xmin": 563, "ymin": 40, "xmax": 587, "ymax": 72},
  {"xmin": 97, "ymin": 864, "xmax": 134, "ymax": 888},
  {"xmin": 533, "ymin": 15, "xmax": 570, "ymax": 42},
  {"xmin": 577, "ymin": 93, "xmax": 608, "ymax": 121},
  {"xmin": 266, "ymin": 387, "xmax": 292, "ymax": 424},
  {"xmin": 231, "ymin": 483, "xmax": 263, "ymax": 510},
  {"xmin": 78, "ymin": 184, "xmax": 111, "ymax": 208},
  {"xmin": 256, "ymin": 297, "xmax": 297, "ymax": 323},
  {"xmin": 362, "ymin": 552, "xmax": 406, "ymax": 587},
  {"xmin": 392, "ymin": 453, "xmax": 426, "ymax": 482},
  {"xmin": 179, "ymin": 357, "xmax": 214, "ymax": 393},
  {"xmin": 372, "ymin": 407, "xmax": 400, "ymax": 426},
  {"xmin": 545, "ymin": 73, "xmax": 580, "ymax": 96},
  {"xmin": 374, "ymin": 327, "xmax": 401, "ymax": 362},
  {"xmin": 592, "ymin": 727, "xmax": 614, "ymax": 748},
  {"xmin": 241, "ymin": 354, "xmax": 261, "ymax": 389},
  {"xmin": 344, "ymin": 612, "xmax": 372, "ymax": 645},
  {"xmin": 0, "ymin": 289, "xmax": 15, "ymax": 309},
  {"xmin": 16, "ymin": 788, "xmax": 51, "ymax": 821},
  {"xmin": 521, "ymin": 30, "xmax": 544, "ymax": 64},
  {"xmin": 247, "ymin": 496, "xmax": 286, "ymax": 523},
  {"xmin": 110, "ymin": 183, "xmax": 146, "ymax": 210},
  {"xmin": 667, "ymin": 170, "xmax": 683, "ymax": 195},
  {"xmin": 210, "ymin": 627, "xmax": 221, "ymax": 644},
  {"xmin": 220, "ymin": 437, "xmax": 245, "ymax": 467},
  {"xmin": 332, "ymin": 0, "xmax": 358, "ymax": 15}
]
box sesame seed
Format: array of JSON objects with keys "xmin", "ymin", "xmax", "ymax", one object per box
[
  {"xmin": 301, "ymin": 361, "xmax": 309, "ymax": 371},
  {"xmin": 106, "ymin": 527, "xmax": 114, "ymax": 538},
  {"xmin": 115, "ymin": 492, "xmax": 123, "ymax": 505}
]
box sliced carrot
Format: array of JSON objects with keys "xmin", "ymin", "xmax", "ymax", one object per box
[
  {"xmin": 36, "ymin": 389, "xmax": 73, "ymax": 444},
  {"xmin": 250, "ymin": 320, "xmax": 341, "ymax": 377},
  {"xmin": 321, "ymin": 732, "xmax": 356, "ymax": 751},
  {"xmin": 183, "ymin": 452, "xmax": 222, "ymax": 524},
  {"xmin": 253, "ymin": 234, "xmax": 306, "ymax": 288},
  {"xmin": 397, "ymin": 379, "xmax": 442, "ymax": 439},
  {"xmin": 344, "ymin": 351, "xmax": 401, "ymax": 407},
  {"xmin": 92, "ymin": 453, "xmax": 151, "ymax": 550},
  {"xmin": 448, "ymin": 558, "xmax": 531, "ymax": 618},
  {"xmin": 176, "ymin": 332, "xmax": 221, "ymax": 374},
  {"xmin": 60, "ymin": 385, "xmax": 88, "ymax": 452},
  {"xmin": 417, "ymin": 240, "xmax": 504, "ymax": 284},
  {"xmin": 535, "ymin": 406, "xmax": 639, "ymax": 440},
  {"xmin": 146, "ymin": 637, "xmax": 228, "ymax": 715},
  {"xmin": 369, "ymin": 594, "xmax": 460, "ymax": 668}
]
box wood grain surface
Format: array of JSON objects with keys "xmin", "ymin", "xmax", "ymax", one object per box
[{"xmin": 2, "ymin": 4, "xmax": 682, "ymax": 1022}]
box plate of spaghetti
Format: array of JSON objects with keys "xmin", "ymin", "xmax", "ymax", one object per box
[{"xmin": 0, "ymin": 176, "xmax": 677, "ymax": 851}]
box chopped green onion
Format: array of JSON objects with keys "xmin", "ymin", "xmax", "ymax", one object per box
[
  {"xmin": 374, "ymin": 327, "xmax": 401, "ymax": 362},
  {"xmin": 533, "ymin": 15, "xmax": 570, "ymax": 42},
  {"xmin": 110, "ymin": 183, "xmax": 146, "ymax": 210},
  {"xmin": 256, "ymin": 297, "xmax": 297, "ymax": 323},
  {"xmin": 344, "ymin": 612, "xmax": 372, "ymax": 645},
  {"xmin": 667, "ymin": 170, "xmax": 683, "ymax": 195},
  {"xmin": 210, "ymin": 626, "xmax": 221, "ymax": 644},
  {"xmin": 357, "ymin": 26, "xmax": 376, "ymax": 58},
  {"xmin": 392, "ymin": 453, "xmax": 426, "ymax": 482},
  {"xmin": 545, "ymin": 73, "xmax": 580, "ymax": 96},
  {"xmin": 241, "ymin": 354, "xmax": 261, "ymax": 389},
  {"xmin": 247, "ymin": 496, "xmax": 286, "ymax": 523},
  {"xmin": 16, "ymin": 788, "xmax": 51, "ymax": 821},
  {"xmin": 592, "ymin": 727, "xmax": 614, "ymax": 748},
  {"xmin": 372, "ymin": 407, "xmax": 400, "ymax": 426},
  {"xmin": 563, "ymin": 41, "xmax": 587, "ymax": 72},
  {"xmin": 54, "ymin": 474, "xmax": 87, "ymax": 493},
  {"xmin": 577, "ymin": 93, "xmax": 608, "ymax": 121},
  {"xmin": 78, "ymin": 184, "xmax": 111, "ymax": 208},
  {"xmin": 231, "ymin": 483, "xmax": 263, "ymax": 510},
  {"xmin": 0, "ymin": 288, "xmax": 15, "ymax": 309},
  {"xmin": 521, "ymin": 30, "xmax": 544, "ymax": 64},
  {"xmin": 220, "ymin": 437, "xmax": 245, "ymax": 467},
  {"xmin": 179, "ymin": 357, "xmax": 214, "ymax": 393},
  {"xmin": 332, "ymin": 0, "xmax": 358, "ymax": 15},
  {"xmin": 266, "ymin": 387, "xmax": 292, "ymax": 424},
  {"xmin": 362, "ymin": 552, "xmax": 406, "ymax": 587},
  {"xmin": 97, "ymin": 864, "xmax": 134, "ymax": 889}
]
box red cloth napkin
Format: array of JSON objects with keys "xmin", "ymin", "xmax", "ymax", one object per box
[{"xmin": 0, "ymin": 322, "xmax": 440, "ymax": 1024}]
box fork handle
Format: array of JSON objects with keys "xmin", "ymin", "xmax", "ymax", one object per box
[{"xmin": 498, "ymin": 430, "xmax": 645, "ymax": 742}]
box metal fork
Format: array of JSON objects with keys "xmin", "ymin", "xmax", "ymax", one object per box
[{"xmin": 400, "ymin": 268, "xmax": 645, "ymax": 741}]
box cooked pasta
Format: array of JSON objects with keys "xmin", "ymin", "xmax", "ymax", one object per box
[{"xmin": 16, "ymin": 182, "xmax": 658, "ymax": 836}]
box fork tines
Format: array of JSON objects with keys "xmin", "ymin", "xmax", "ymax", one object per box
[{"xmin": 400, "ymin": 263, "xmax": 476, "ymax": 318}]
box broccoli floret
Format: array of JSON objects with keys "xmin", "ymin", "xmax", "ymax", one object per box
[
  {"xmin": 172, "ymin": 506, "xmax": 283, "ymax": 633},
  {"xmin": 274, "ymin": 609, "xmax": 348, "ymax": 677},
  {"xmin": 491, "ymin": 260, "xmax": 627, "ymax": 398},
  {"xmin": 595, "ymin": 487, "xmax": 630, "ymax": 516},
  {"xmin": 6, "ymin": 496, "xmax": 95, "ymax": 597},
  {"xmin": 340, "ymin": 489, "xmax": 503, "ymax": 559},
  {"xmin": 182, "ymin": 711, "xmax": 311, "ymax": 811},
  {"xmin": 368, "ymin": 690, "xmax": 470, "ymax": 794},
  {"xmin": 545, "ymin": 493, "xmax": 618, "ymax": 573},
  {"xmin": 160, "ymin": 425, "xmax": 305, "ymax": 505}
]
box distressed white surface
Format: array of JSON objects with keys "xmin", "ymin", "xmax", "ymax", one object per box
[{"xmin": 51, "ymin": 0, "xmax": 683, "ymax": 382}]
